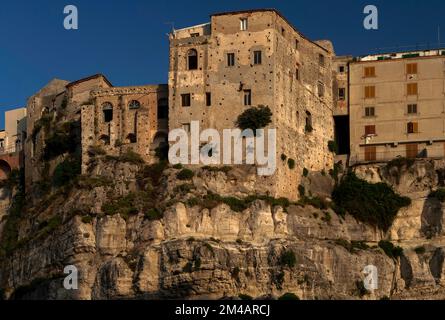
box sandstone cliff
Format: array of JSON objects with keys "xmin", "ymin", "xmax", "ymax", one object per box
[{"xmin": 1, "ymin": 156, "xmax": 445, "ymax": 300}]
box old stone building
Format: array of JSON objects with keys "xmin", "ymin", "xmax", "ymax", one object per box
[
  {"xmin": 81, "ymin": 84, "xmax": 168, "ymax": 172},
  {"xmin": 24, "ymin": 75, "xmax": 112, "ymax": 189},
  {"xmin": 168, "ymin": 9, "xmax": 335, "ymax": 200},
  {"xmin": 23, "ymin": 72, "xmax": 169, "ymax": 189}
]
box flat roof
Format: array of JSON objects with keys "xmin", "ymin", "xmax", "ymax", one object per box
[{"xmin": 211, "ymin": 8, "xmax": 331, "ymax": 53}]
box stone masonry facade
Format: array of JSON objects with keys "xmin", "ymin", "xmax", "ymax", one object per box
[{"xmin": 169, "ymin": 9, "xmax": 335, "ymax": 200}]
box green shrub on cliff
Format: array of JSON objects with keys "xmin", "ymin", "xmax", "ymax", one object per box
[{"xmin": 332, "ymin": 173, "xmax": 411, "ymax": 231}]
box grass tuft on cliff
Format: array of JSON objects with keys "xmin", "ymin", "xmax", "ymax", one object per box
[{"xmin": 332, "ymin": 173, "xmax": 411, "ymax": 231}]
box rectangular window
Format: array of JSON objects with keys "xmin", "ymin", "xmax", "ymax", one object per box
[
  {"xmin": 318, "ymin": 82, "xmax": 325, "ymax": 98},
  {"xmin": 339, "ymin": 65, "xmax": 345, "ymax": 73},
  {"xmin": 407, "ymin": 122, "xmax": 419, "ymax": 134},
  {"xmin": 365, "ymin": 125, "xmax": 376, "ymax": 135},
  {"xmin": 338, "ymin": 88, "xmax": 346, "ymax": 100},
  {"xmin": 364, "ymin": 66, "xmax": 376, "ymax": 77},
  {"xmin": 365, "ymin": 107, "xmax": 375, "ymax": 117},
  {"xmin": 406, "ymin": 143, "xmax": 418, "ymax": 159},
  {"xmin": 181, "ymin": 94, "xmax": 191, "ymax": 107},
  {"xmin": 240, "ymin": 18, "xmax": 248, "ymax": 31},
  {"xmin": 182, "ymin": 123, "xmax": 191, "ymax": 133},
  {"xmin": 254, "ymin": 51, "xmax": 262, "ymax": 65},
  {"xmin": 296, "ymin": 68, "xmax": 300, "ymax": 80},
  {"xmin": 244, "ymin": 90, "xmax": 252, "ymax": 106},
  {"xmin": 407, "ymin": 83, "xmax": 418, "ymax": 95},
  {"xmin": 319, "ymin": 54, "xmax": 325, "ymax": 67},
  {"xmin": 407, "ymin": 63, "xmax": 418, "ymax": 74},
  {"xmin": 407, "ymin": 104, "xmax": 418, "ymax": 114},
  {"xmin": 365, "ymin": 146, "xmax": 377, "ymax": 161},
  {"xmin": 295, "ymin": 39, "xmax": 299, "ymax": 49},
  {"xmin": 206, "ymin": 92, "xmax": 211, "ymax": 106},
  {"xmin": 227, "ymin": 53, "xmax": 235, "ymax": 67},
  {"xmin": 365, "ymin": 86, "xmax": 376, "ymax": 98},
  {"xmin": 190, "ymin": 33, "xmax": 200, "ymax": 37}
]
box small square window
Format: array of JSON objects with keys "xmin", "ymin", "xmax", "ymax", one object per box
[
  {"xmin": 365, "ymin": 107, "xmax": 375, "ymax": 117},
  {"xmin": 181, "ymin": 94, "xmax": 191, "ymax": 107},
  {"xmin": 365, "ymin": 86, "xmax": 376, "ymax": 98},
  {"xmin": 407, "ymin": 122, "xmax": 418, "ymax": 134},
  {"xmin": 190, "ymin": 33, "xmax": 200, "ymax": 37},
  {"xmin": 408, "ymin": 104, "xmax": 418, "ymax": 114},
  {"xmin": 407, "ymin": 83, "xmax": 418, "ymax": 95},
  {"xmin": 339, "ymin": 65, "xmax": 345, "ymax": 73},
  {"xmin": 365, "ymin": 125, "xmax": 376, "ymax": 135},
  {"xmin": 364, "ymin": 66, "xmax": 376, "ymax": 77},
  {"xmin": 407, "ymin": 63, "xmax": 418, "ymax": 75}
]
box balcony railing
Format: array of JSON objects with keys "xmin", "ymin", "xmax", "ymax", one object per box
[{"xmin": 350, "ymin": 145, "xmax": 445, "ymax": 165}]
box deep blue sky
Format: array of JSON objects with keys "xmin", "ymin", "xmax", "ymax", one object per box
[{"xmin": 0, "ymin": 0, "xmax": 443, "ymax": 128}]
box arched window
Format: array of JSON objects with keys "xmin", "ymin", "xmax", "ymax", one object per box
[
  {"xmin": 187, "ymin": 49, "xmax": 198, "ymax": 70},
  {"xmin": 128, "ymin": 100, "xmax": 141, "ymax": 110},
  {"xmin": 102, "ymin": 102, "xmax": 113, "ymax": 123},
  {"xmin": 157, "ymin": 98, "xmax": 169, "ymax": 120}
]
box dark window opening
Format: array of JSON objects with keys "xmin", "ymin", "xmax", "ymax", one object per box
[
  {"xmin": 181, "ymin": 94, "xmax": 191, "ymax": 107},
  {"xmin": 243, "ymin": 90, "xmax": 252, "ymax": 106},
  {"xmin": 206, "ymin": 92, "xmax": 211, "ymax": 106},
  {"xmin": 339, "ymin": 65, "xmax": 345, "ymax": 73},
  {"xmin": 187, "ymin": 49, "xmax": 198, "ymax": 70},
  {"xmin": 408, "ymin": 104, "xmax": 418, "ymax": 114},
  {"xmin": 227, "ymin": 53, "xmax": 235, "ymax": 67},
  {"xmin": 319, "ymin": 54, "xmax": 325, "ymax": 67},
  {"xmin": 334, "ymin": 116, "xmax": 350, "ymax": 155},
  {"xmin": 254, "ymin": 51, "xmax": 262, "ymax": 65},
  {"xmin": 365, "ymin": 107, "xmax": 375, "ymax": 117},
  {"xmin": 190, "ymin": 33, "xmax": 200, "ymax": 37},
  {"xmin": 305, "ymin": 111, "xmax": 313, "ymax": 132},
  {"xmin": 318, "ymin": 82, "xmax": 325, "ymax": 97},
  {"xmin": 126, "ymin": 133, "xmax": 137, "ymax": 144},
  {"xmin": 338, "ymin": 88, "xmax": 345, "ymax": 100},
  {"xmin": 157, "ymin": 99, "xmax": 169, "ymax": 119},
  {"xmin": 103, "ymin": 102, "xmax": 113, "ymax": 122}
]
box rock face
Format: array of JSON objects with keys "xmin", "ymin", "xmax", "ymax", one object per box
[{"xmin": 2, "ymin": 159, "xmax": 445, "ymax": 300}]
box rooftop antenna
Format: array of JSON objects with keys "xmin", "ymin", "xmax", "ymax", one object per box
[
  {"xmin": 164, "ymin": 21, "xmax": 175, "ymax": 36},
  {"xmin": 438, "ymin": 25, "xmax": 441, "ymax": 48}
]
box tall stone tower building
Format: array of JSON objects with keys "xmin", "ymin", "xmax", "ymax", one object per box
[{"xmin": 168, "ymin": 9, "xmax": 335, "ymax": 200}]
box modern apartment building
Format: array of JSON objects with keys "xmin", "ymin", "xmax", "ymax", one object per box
[{"xmin": 333, "ymin": 49, "xmax": 445, "ymax": 164}]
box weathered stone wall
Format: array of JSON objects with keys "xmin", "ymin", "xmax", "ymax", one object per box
[
  {"xmin": 81, "ymin": 85, "xmax": 169, "ymax": 172},
  {"xmin": 169, "ymin": 10, "xmax": 335, "ymax": 200}
]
